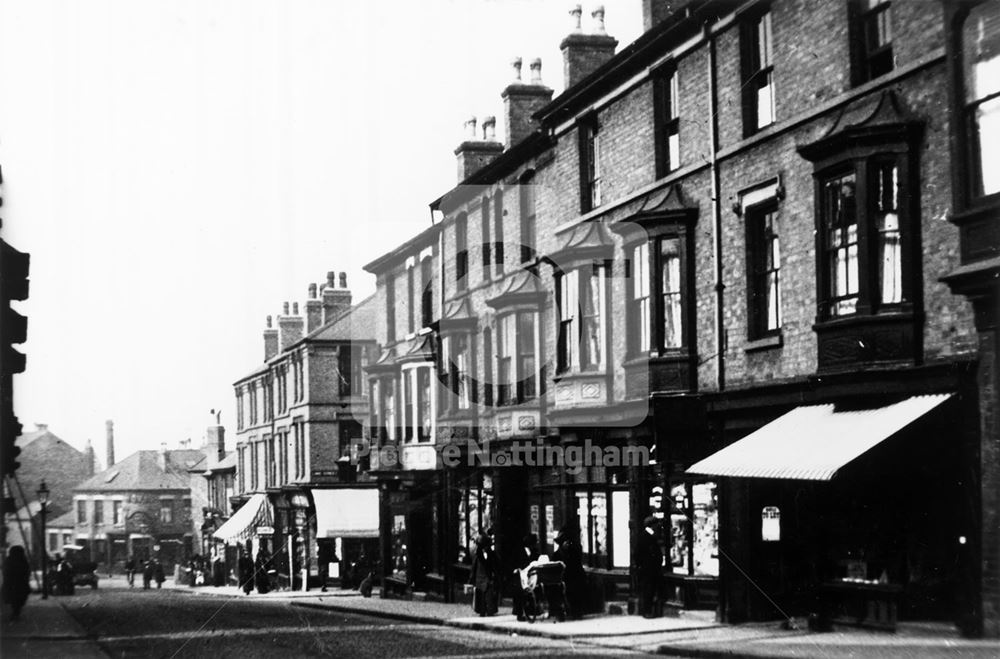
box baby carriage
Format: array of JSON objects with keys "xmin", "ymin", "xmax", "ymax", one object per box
[{"xmin": 519, "ymin": 560, "xmax": 568, "ymax": 623}]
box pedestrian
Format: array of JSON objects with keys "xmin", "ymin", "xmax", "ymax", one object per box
[
  {"xmin": 238, "ymin": 550, "xmax": 254, "ymax": 595},
  {"xmin": 57, "ymin": 554, "xmax": 75, "ymax": 596},
  {"xmin": 124, "ymin": 556, "xmax": 136, "ymax": 588},
  {"xmin": 255, "ymin": 547, "xmax": 272, "ymax": 594},
  {"xmin": 317, "ymin": 542, "xmax": 334, "ymax": 592},
  {"xmin": 512, "ymin": 533, "xmax": 539, "ymax": 621},
  {"xmin": 2, "ymin": 545, "xmax": 31, "ymax": 621},
  {"xmin": 212, "ymin": 551, "xmax": 226, "ymax": 587},
  {"xmin": 553, "ymin": 525, "xmax": 585, "ymax": 620},
  {"xmin": 636, "ymin": 516, "xmax": 663, "ymax": 618},
  {"xmin": 153, "ymin": 558, "xmax": 165, "ymax": 588},
  {"xmin": 142, "ymin": 559, "xmax": 153, "ymax": 589},
  {"xmin": 468, "ymin": 529, "xmax": 499, "ymax": 617}
]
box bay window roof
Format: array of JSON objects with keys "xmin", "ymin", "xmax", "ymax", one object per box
[
  {"xmin": 486, "ymin": 270, "xmax": 547, "ymax": 309},
  {"xmin": 545, "ymin": 220, "xmax": 615, "ymax": 267}
]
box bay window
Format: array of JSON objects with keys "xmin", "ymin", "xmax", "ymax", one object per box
[
  {"xmin": 496, "ymin": 311, "xmax": 539, "ymax": 405},
  {"xmin": 402, "ymin": 364, "xmax": 436, "ymax": 442},
  {"xmin": 556, "ymin": 265, "xmax": 607, "ymax": 372},
  {"xmin": 627, "ymin": 235, "xmax": 690, "ymax": 356},
  {"xmin": 962, "ymin": 0, "xmax": 1000, "ymax": 199}
]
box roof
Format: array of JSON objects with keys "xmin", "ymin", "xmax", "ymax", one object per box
[
  {"xmin": 74, "ymin": 449, "xmax": 208, "ymax": 492},
  {"xmin": 304, "ymin": 293, "xmax": 376, "ymax": 343},
  {"xmin": 687, "ymin": 394, "xmax": 952, "ymax": 481},
  {"xmin": 48, "ymin": 510, "xmax": 76, "ymax": 529},
  {"xmin": 204, "ymin": 451, "xmax": 237, "ymax": 474},
  {"xmin": 16, "ymin": 427, "xmax": 77, "ymax": 452},
  {"xmin": 362, "ymin": 223, "xmax": 440, "ymax": 274}
]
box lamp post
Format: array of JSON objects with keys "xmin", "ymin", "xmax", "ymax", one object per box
[{"xmin": 37, "ymin": 480, "xmax": 49, "ymax": 599}]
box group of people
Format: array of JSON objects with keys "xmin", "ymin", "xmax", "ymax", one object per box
[
  {"xmin": 237, "ymin": 546, "xmax": 274, "ymax": 595},
  {"xmin": 467, "ymin": 525, "xmax": 587, "ymax": 621},
  {"xmin": 123, "ymin": 556, "xmax": 165, "ymax": 589}
]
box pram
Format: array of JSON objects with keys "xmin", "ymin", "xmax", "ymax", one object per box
[{"xmin": 518, "ymin": 560, "xmax": 568, "ymax": 623}]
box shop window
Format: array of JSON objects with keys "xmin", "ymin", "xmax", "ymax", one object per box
[
  {"xmin": 654, "ymin": 64, "xmax": 681, "ymax": 176},
  {"xmin": 851, "ymin": 0, "xmax": 894, "ymax": 83},
  {"xmin": 576, "ymin": 491, "xmax": 608, "ymax": 566},
  {"xmin": 746, "ymin": 203, "xmax": 783, "ymax": 338},
  {"xmin": 741, "ymin": 8, "xmax": 776, "ymax": 135},
  {"xmin": 669, "ymin": 482, "xmax": 719, "ymax": 577},
  {"xmin": 456, "ymin": 476, "xmax": 494, "ymax": 563},
  {"xmin": 391, "ymin": 514, "xmax": 408, "ymax": 576},
  {"xmin": 961, "ymin": 1, "xmax": 1000, "ymax": 199}
]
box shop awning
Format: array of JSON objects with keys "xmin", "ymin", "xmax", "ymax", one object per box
[
  {"xmin": 313, "ymin": 488, "xmax": 379, "ymax": 538},
  {"xmin": 212, "ymin": 493, "xmax": 273, "ymax": 544},
  {"xmin": 687, "ymin": 394, "xmax": 951, "ymax": 481}
]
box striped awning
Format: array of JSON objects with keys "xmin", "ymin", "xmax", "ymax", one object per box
[
  {"xmin": 687, "ymin": 394, "xmax": 951, "ymax": 481},
  {"xmin": 212, "ymin": 493, "xmax": 273, "ymax": 544}
]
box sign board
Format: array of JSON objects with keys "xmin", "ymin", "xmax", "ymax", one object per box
[
  {"xmin": 256, "ymin": 526, "xmax": 275, "ymax": 536},
  {"xmin": 761, "ymin": 506, "xmax": 780, "ymax": 542}
]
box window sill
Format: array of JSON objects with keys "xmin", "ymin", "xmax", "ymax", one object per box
[
  {"xmin": 744, "ymin": 333, "xmax": 782, "ymax": 353},
  {"xmin": 553, "ymin": 369, "xmax": 607, "ymax": 382}
]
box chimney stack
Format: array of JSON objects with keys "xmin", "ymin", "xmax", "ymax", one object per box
[
  {"xmin": 84, "ymin": 439, "xmax": 96, "ymax": 476},
  {"xmin": 278, "ymin": 301, "xmax": 304, "ymax": 352},
  {"xmin": 264, "ymin": 315, "xmax": 279, "ymax": 361},
  {"xmin": 454, "ymin": 115, "xmax": 503, "ymax": 182},
  {"xmin": 502, "ymin": 56, "xmax": 553, "ymax": 148},
  {"xmin": 641, "ymin": 0, "xmax": 676, "ymax": 32},
  {"xmin": 206, "ymin": 423, "xmax": 226, "ymax": 462},
  {"xmin": 158, "ymin": 442, "xmax": 167, "ymax": 471},
  {"xmin": 105, "ymin": 420, "xmax": 115, "ymax": 468},
  {"xmin": 322, "ymin": 271, "xmax": 353, "ymax": 324},
  {"xmin": 561, "ymin": 4, "xmax": 618, "ymax": 90},
  {"xmin": 305, "ymin": 283, "xmax": 323, "ymax": 333}
]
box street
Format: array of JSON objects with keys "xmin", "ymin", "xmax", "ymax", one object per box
[{"xmin": 8, "ymin": 585, "xmax": 648, "ymax": 658}]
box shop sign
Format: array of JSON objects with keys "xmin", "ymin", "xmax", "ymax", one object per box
[
  {"xmin": 256, "ymin": 526, "xmax": 275, "ymax": 536},
  {"xmin": 761, "ymin": 506, "xmax": 780, "ymax": 542}
]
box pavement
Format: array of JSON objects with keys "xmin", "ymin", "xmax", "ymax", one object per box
[{"xmin": 3, "ymin": 575, "xmax": 999, "ymax": 658}]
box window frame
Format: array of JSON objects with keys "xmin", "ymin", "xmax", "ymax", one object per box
[
  {"xmin": 578, "ymin": 114, "xmax": 602, "ymax": 212},
  {"xmin": 850, "ymin": 0, "xmax": 894, "ymax": 84},
  {"xmin": 493, "ymin": 191, "xmax": 505, "ymax": 276},
  {"xmin": 520, "ymin": 171, "xmax": 537, "ymax": 262},
  {"xmin": 481, "ymin": 196, "xmax": 492, "ymax": 280},
  {"xmin": 556, "ymin": 264, "xmax": 608, "ymax": 373},
  {"xmin": 958, "ymin": 0, "xmax": 1000, "ymax": 203},
  {"xmin": 741, "ymin": 7, "xmax": 776, "ymax": 136},
  {"xmin": 495, "ymin": 310, "xmax": 539, "ymax": 405},
  {"xmin": 625, "ymin": 230, "xmax": 693, "ymax": 358},
  {"xmin": 653, "ymin": 63, "xmax": 681, "ymax": 177},
  {"xmin": 745, "ymin": 201, "xmax": 783, "ymax": 340},
  {"xmin": 455, "ymin": 214, "xmax": 469, "ymax": 289}
]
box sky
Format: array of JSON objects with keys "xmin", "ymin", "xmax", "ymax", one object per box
[{"xmin": 1, "ymin": 0, "xmax": 644, "ymax": 465}]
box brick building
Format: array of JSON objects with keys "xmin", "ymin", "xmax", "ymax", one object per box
[
  {"xmin": 225, "ymin": 272, "xmax": 378, "ymax": 589},
  {"xmin": 362, "ymin": 0, "xmax": 998, "ymax": 637}
]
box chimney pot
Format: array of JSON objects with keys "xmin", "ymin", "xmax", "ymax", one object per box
[
  {"xmin": 266, "ymin": 315, "xmax": 273, "ymax": 328},
  {"xmin": 308, "ymin": 283, "xmax": 317, "ymax": 299},
  {"xmin": 464, "ymin": 116, "xmax": 478, "ymax": 140},
  {"xmin": 339, "ymin": 272, "xmax": 348, "ymax": 289},
  {"xmin": 529, "ymin": 58, "xmax": 543, "ymax": 84},
  {"xmin": 592, "ymin": 5, "xmax": 607, "ymax": 34},
  {"xmin": 292, "ymin": 302, "xmax": 299, "ymax": 315},
  {"xmin": 482, "ymin": 116, "xmax": 497, "ymax": 141},
  {"xmin": 570, "ymin": 4, "xmax": 583, "ymax": 32},
  {"xmin": 327, "ymin": 271, "xmax": 336, "ymax": 287},
  {"xmin": 511, "ymin": 56, "xmax": 523, "ymax": 81},
  {"xmin": 283, "ymin": 301, "xmax": 290, "ymax": 315}
]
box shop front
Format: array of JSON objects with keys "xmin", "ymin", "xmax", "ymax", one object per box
[
  {"xmin": 691, "ymin": 392, "xmax": 979, "ymax": 629},
  {"xmin": 212, "ymin": 492, "xmax": 275, "ymax": 566},
  {"xmin": 312, "ymin": 486, "xmax": 380, "ymax": 589},
  {"xmin": 380, "ymin": 472, "xmax": 445, "ymax": 599}
]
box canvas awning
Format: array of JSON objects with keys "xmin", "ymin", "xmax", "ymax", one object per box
[
  {"xmin": 212, "ymin": 493, "xmax": 273, "ymax": 544},
  {"xmin": 687, "ymin": 394, "xmax": 951, "ymax": 481},
  {"xmin": 312, "ymin": 488, "xmax": 379, "ymax": 538}
]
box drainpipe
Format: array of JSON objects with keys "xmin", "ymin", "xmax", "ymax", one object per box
[{"xmin": 707, "ymin": 27, "xmax": 725, "ymax": 392}]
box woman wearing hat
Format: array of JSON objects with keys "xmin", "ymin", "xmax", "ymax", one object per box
[
  {"xmin": 636, "ymin": 516, "xmax": 664, "ymax": 618},
  {"xmin": 468, "ymin": 529, "xmax": 499, "ymax": 616}
]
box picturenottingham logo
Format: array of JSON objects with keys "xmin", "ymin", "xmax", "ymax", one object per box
[{"xmin": 353, "ymin": 438, "xmax": 650, "ymax": 474}]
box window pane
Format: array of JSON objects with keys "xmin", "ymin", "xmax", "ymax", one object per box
[
  {"xmin": 661, "ymin": 239, "xmax": 683, "ymax": 349},
  {"xmin": 974, "ymin": 95, "xmax": 1000, "ymax": 196},
  {"xmin": 692, "ymin": 483, "xmax": 719, "ymax": 577},
  {"xmin": 824, "ymin": 174, "xmax": 859, "ymax": 315},
  {"xmin": 591, "ymin": 492, "xmax": 608, "ymax": 558},
  {"xmin": 875, "ymin": 163, "xmax": 903, "ymax": 304},
  {"xmin": 963, "ymin": 2, "xmax": 1000, "ymax": 103},
  {"xmin": 757, "ymin": 74, "xmax": 774, "ymax": 129},
  {"xmin": 581, "ymin": 267, "xmax": 604, "ymax": 369},
  {"xmin": 576, "ymin": 493, "xmax": 591, "ymax": 555},
  {"xmin": 518, "ymin": 313, "xmax": 536, "ymax": 399},
  {"xmin": 670, "ymin": 484, "xmax": 690, "ymax": 574}
]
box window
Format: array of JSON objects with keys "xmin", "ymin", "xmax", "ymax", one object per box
[
  {"xmin": 817, "ymin": 160, "xmax": 910, "ymax": 319},
  {"xmin": 853, "ymin": 0, "xmax": 894, "ymax": 82},
  {"xmin": 249, "ymin": 383, "xmax": 258, "ymax": 424},
  {"xmin": 493, "ymin": 192, "xmax": 505, "ymax": 275},
  {"xmin": 160, "ymin": 500, "xmax": 173, "ymax": 524},
  {"xmin": 579, "ymin": 116, "xmax": 602, "ymax": 211},
  {"xmin": 455, "ymin": 214, "xmax": 469, "ymax": 288},
  {"xmin": 483, "ymin": 328, "xmax": 494, "ymax": 407},
  {"xmin": 77, "ymin": 500, "xmax": 86, "ymax": 524},
  {"xmin": 520, "ymin": 172, "xmax": 536, "ymax": 262},
  {"xmin": 113, "ymin": 500, "xmax": 122, "ymax": 525},
  {"xmin": 481, "ymin": 197, "xmax": 492, "ymax": 279},
  {"xmin": 266, "ymin": 435, "xmax": 275, "ymax": 486},
  {"xmin": 403, "ymin": 365, "xmax": 435, "ymax": 442},
  {"xmin": 418, "ymin": 368, "xmax": 432, "ymax": 440},
  {"xmin": 742, "ymin": 9, "xmax": 775, "ymax": 134},
  {"xmin": 557, "ymin": 266, "xmax": 607, "ymax": 372},
  {"xmin": 338, "ymin": 346, "xmax": 353, "ymax": 396},
  {"xmin": 94, "ymin": 500, "xmax": 104, "ymax": 525},
  {"xmin": 576, "ymin": 490, "xmax": 608, "ymax": 566},
  {"xmin": 746, "ymin": 204, "xmax": 783, "ymax": 338},
  {"xmin": 668, "ymin": 481, "xmax": 719, "ymax": 577},
  {"xmin": 236, "ymin": 389, "xmax": 244, "ymax": 431},
  {"xmin": 962, "ymin": 1, "xmax": 1000, "ymax": 198},
  {"xmin": 386, "ymin": 275, "xmax": 397, "ymax": 343},
  {"xmin": 263, "ymin": 377, "xmax": 273, "ymax": 422},
  {"xmin": 238, "ymin": 446, "xmax": 246, "ymax": 492},
  {"xmin": 496, "ymin": 312, "xmax": 538, "ymax": 404},
  {"xmin": 655, "ymin": 66, "xmax": 681, "ymax": 176},
  {"xmin": 421, "ymin": 257, "xmax": 434, "ymax": 328},
  {"xmin": 407, "ymin": 265, "xmax": 416, "ymax": 334},
  {"xmin": 627, "ymin": 235, "xmax": 690, "ymax": 355},
  {"xmin": 444, "ymin": 334, "xmax": 471, "ymax": 411}
]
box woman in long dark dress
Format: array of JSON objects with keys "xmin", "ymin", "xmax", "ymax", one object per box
[
  {"xmin": 238, "ymin": 550, "xmax": 254, "ymax": 595},
  {"xmin": 2, "ymin": 545, "xmax": 31, "ymax": 621},
  {"xmin": 468, "ymin": 531, "xmax": 499, "ymax": 616},
  {"xmin": 553, "ymin": 525, "xmax": 586, "ymax": 619}
]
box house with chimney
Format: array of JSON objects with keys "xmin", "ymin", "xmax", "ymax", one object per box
[
  {"xmin": 224, "ymin": 271, "xmax": 378, "ymax": 589},
  {"xmin": 361, "ymin": 0, "xmax": 999, "ymax": 636},
  {"xmin": 3, "ymin": 423, "xmax": 96, "ymax": 563}
]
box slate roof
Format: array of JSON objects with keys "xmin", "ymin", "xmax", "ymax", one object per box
[
  {"xmin": 74, "ymin": 449, "xmax": 207, "ymax": 492},
  {"xmin": 203, "ymin": 451, "xmax": 236, "ymax": 474},
  {"xmin": 305, "ymin": 294, "xmax": 376, "ymax": 343},
  {"xmin": 48, "ymin": 510, "xmax": 76, "ymax": 529}
]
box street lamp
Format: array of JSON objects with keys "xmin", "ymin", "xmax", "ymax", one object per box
[{"xmin": 37, "ymin": 480, "xmax": 49, "ymax": 599}]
